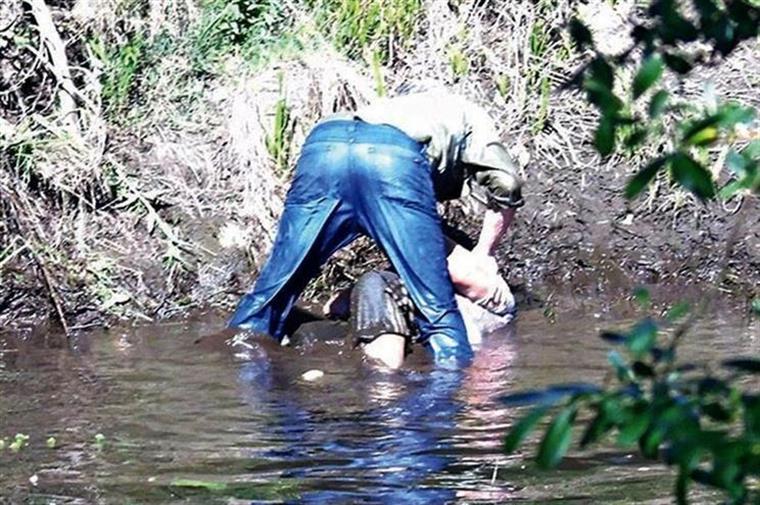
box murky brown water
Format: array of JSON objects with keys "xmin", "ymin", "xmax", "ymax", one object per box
[{"xmin": 1, "ymin": 305, "xmax": 757, "ymax": 504}]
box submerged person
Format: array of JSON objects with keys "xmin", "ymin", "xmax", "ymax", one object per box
[
  {"xmin": 228, "ymin": 88, "xmax": 524, "ymax": 367},
  {"xmin": 322, "ymin": 235, "xmax": 518, "ymax": 368}
]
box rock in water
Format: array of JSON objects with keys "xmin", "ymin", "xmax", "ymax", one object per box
[{"xmin": 301, "ymin": 369, "xmax": 324, "ymax": 381}]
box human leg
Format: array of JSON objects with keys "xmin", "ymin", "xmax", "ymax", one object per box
[
  {"xmin": 228, "ymin": 203, "xmax": 358, "ymax": 339},
  {"xmin": 350, "ymin": 270, "xmax": 413, "ymax": 368},
  {"xmin": 350, "ymin": 142, "xmax": 472, "ymax": 365}
]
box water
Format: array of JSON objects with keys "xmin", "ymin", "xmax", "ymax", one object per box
[{"xmin": 1, "ymin": 306, "xmax": 757, "ymax": 504}]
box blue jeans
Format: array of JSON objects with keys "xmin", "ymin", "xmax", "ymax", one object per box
[{"xmin": 228, "ymin": 119, "xmax": 472, "ymax": 365}]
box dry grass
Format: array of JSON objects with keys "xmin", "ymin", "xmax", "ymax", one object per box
[{"xmin": 1, "ymin": 0, "xmax": 757, "ymax": 330}]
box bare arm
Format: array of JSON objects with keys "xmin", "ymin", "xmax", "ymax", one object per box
[
  {"xmin": 447, "ymin": 208, "xmax": 517, "ymax": 315},
  {"xmin": 473, "ymin": 208, "xmax": 515, "ymax": 256}
]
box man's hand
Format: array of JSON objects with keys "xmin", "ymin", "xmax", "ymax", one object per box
[
  {"xmin": 447, "ymin": 245, "xmax": 515, "ymax": 316},
  {"xmin": 475, "ymin": 275, "xmax": 516, "ymax": 316}
]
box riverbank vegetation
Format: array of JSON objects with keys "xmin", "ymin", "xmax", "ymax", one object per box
[
  {"xmin": 502, "ymin": 2, "xmax": 760, "ymax": 502},
  {"xmin": 1, "ymin": 0, "xmax": 758, "ymax": 336}
]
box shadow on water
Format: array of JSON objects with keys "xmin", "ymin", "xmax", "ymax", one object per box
[{"xmin": 0, "ymin": 305, "xmax": 757, "ymax": 504}]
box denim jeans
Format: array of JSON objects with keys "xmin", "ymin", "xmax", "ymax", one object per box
[{"xmin": 228, "ymin": 119, "xmax": 472, "ymax": 365}]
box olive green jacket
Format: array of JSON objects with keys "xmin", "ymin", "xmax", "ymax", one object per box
[{"xmin": 324, "ymin": 90, "xmax": 523, "ymax": 206}]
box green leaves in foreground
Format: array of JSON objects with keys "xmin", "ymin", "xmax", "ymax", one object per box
[
  {"xmin": 624, "ymin": 152, "xmax": 715, "ymax": 201},
  {"xmin": 503, "ymin": 295, "xmax": 760, "ymax": 503},
  {"xmin": 536, "ymin": 405, "xmax": 577, "ymax": 468},
  {"xmin": 632, "ymin": 55, "xmax": 663, "ymax": 99},
  {"xmin": 669, "ymin": 152, "xmax": 715, "ymax": 200}
]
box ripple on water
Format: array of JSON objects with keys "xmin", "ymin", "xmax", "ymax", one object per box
[{"xmin": 0, "ymin": 309, "xmax": 755, "ymax": 503}]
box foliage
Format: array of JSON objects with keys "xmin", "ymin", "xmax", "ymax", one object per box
[
  {"xmin": 567, "ymin": 0, "xmax": 760, "ymax": 201},
  {"xmin": 264, "ymin": 73, "xmax": 294, "ymax": 176},
  {"xmin": 307, "ymin": 0, "xmax": 421, "ymax": 63},
  {"xmin": 502, "ymin": 298, "xmax": 760, "ymax": 504},
  {"xmin": 191, "ymin": 0, "xmax": 292, "ymax": 72},
  {"xmin": 91, "ymin": 32, "xmax": 145, "ymax": 117},
  {"xmin": 504, "ymin": 3, "xmax": 760, "ymax": 502}
]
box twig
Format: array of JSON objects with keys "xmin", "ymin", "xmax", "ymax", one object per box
[
  {"xmin": 25, "ymin": 237, "xmax": 70, "ymax": 336},
  {"xmin": 3, "ymin": 188, "xmax": 71, "ymax": 336},
  {"xmin": 26, "ymin": 0, "xmax": 82, "ymax": 140}
]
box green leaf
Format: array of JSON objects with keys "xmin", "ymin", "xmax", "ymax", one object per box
[
  {"xmin": 722, "ymin": 358, "xmax": 760, "ymax": 374},
  {"xmin": 752, "ymin": 298, "xmax": 760, "ymax": 316},
  {"xmin": 742, "ymin": 140, "xmax": 760, "ymax": 160},
  {"xmin": 633, "ymin": 287, "xmax": 651, "ymax": 308},
  {"xmin": 663, "ymin": 52, "xmax": 693, "ymax": 74},
  {"xmin": 718, "ymin": 180, "xmax": 746, "ymax": 200},
  {"xmin": 504, "ymin": 406, "xmax": 550, "ymax": 453},
  {"xmin": 589, "ymin": 56, "xmax": 614, "ymax": 89},
  {"xmin": 686, "ymin": 126, "xmax": 719, "ymax": 146},
  {"xmin": 648, "ymin": 90, "xmax": 669, "ymax": 118},
  {"xmin": 609, "ymin": 350, "xmax": 635, "ymax": 383},
  {"xmin": 665, "ymin": 301, "xmax": 691, "ymax": 322},
  {"xmin": 669, "ymin": 152, "xmax": 716, "ymax": 200},
  {"xmin": 675, "ymin": 468, "xmax": 689, "ymax": 505},
  {"xmin": 595, "ymin": 115, "xmax": 616, "ymax": 156},
  {"xmin": 569, "ymin": 18, "xmax": 593, "ymax": 50},
  {"xmin": 640, "ymin": 425, "xmax": 665, "ymax": 458},
  {"xmin": 600, "ymin": 331, "xmax": 626, "ymax": 344},
  {"xmin": 618, "ymin": 403, "xmax": 652, "ymax": 445},
  {"xmin": 580, "ymin": 397, "xmax": 621, "ymax": 447},
  {"xmin": 627, "ymin": 318, "xmax": 658, "ymax": 356},
  {"xmin": 716, "ymin": 103, "xmax": 756, "ymax": 128},
  {"xmin": 624, "ymin": 127, "xmax": 648, "ymax": 149},
  {"xmin": 536, "ymin": 405, "xmax": 577, "ymax": 468},
  {"xmin": 742, "ymin": 395, "xmax": 760, "ymax": 434},
  {"xmin": 625, "ymin": 156, "xmax": 669, "ymax": 199},
  {"xmin": 725, "ymin": 149, "xmax": 749, "ymax": 177},
  {"xmin": 585, "ymin": 80, "xmax": 623, "ymax": 115},
  {"xmin": 702, "ymin": 402, "xmax": 733, "ymax": 422},
  {"xmin": 682, "ymin": 116, "xmax": 722, "ymax": 145},
  {"xmin": 633, "ymin": 55, "xmax": 663, "ymax": 99},
  {"xmin": 632, "ymin": 361, "xmax": 655, "ymax": 377}
]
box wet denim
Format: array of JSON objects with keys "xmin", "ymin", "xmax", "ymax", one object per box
[{"xmin": 228, "ymin": 119, "xmax": 472, "ymax": 365}]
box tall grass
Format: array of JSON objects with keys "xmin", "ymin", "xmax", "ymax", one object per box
[
  {"xmin": 308, "ymin": 0, "xmax": 421, "ymax": 63},
  {"xmin": 191, "ymin": 0, "xmax": 294, "ymax": 72}
]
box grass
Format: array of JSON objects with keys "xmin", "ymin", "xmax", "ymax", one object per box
[
  {"xmin": 308, "ymin": 0, "xmax": 421, "ymax": 63},
  {"xmin": 90, "ymin": 32, "xmax": 146, "ymax": 118},
  {"xmin": 191, "ymin": 0, "xmax": 294, "ymax": 73},
  {"xmin": 2, "ymin": 0, "xmax": 758, "ymax": 331},
  {"xmin": 265, "ymin": 73, "xmax": 294, "ymax": 176}
]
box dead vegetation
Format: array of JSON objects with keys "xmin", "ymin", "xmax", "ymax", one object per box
[{"xmin": 0, "ymin": 0, "xmax": 757, "ymax": 333}]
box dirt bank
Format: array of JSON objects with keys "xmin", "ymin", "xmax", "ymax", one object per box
[{"xmin": 1, "ymin": 0, "xmax": 758, "ymax": 334}]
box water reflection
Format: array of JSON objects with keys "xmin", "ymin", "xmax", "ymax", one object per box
[{"xmin": 0, "ymin": 309, "xmax": 756, "ymax": 503}]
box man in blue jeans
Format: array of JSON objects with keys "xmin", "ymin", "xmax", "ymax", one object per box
[{"xmin": 228, "ymin": 89, "xmax": 524, "ymax": 367}]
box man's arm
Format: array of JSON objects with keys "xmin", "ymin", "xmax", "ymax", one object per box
[
  {"xmin": 447, "ymin": 207, "xmax": 516, "ymax": 315},
  {"xmin": 473, "ymin": 208, "xmax": 515, "ymax": 256}
]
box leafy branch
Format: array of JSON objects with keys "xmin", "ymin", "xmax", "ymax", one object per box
[
  {"xmin": 502, "ymin": 298, "xmax": 760, "ymax": 504},
  {"xmin": 503, "ymin": 2, "xmax": 760, "ymax": 503},
  {"xmin": 568, "ymin": 0, "xmax": 759, "ymax": 201}
]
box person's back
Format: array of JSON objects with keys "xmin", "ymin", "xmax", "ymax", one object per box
[{"xmin": 228, "ymin": 87, "xmax": 524, "ymax": 367}]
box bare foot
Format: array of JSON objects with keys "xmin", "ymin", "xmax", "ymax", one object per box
[{"xmin": 362, "ymin": 333, "xmax": 406, "ymax": 369}]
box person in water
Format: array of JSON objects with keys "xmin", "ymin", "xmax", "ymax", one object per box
[{"xmin": 228, "ymin": 87, "xmax": 524, "ymax": 367}]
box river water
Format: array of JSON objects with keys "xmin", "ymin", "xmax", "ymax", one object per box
[{"xmin": 1, "ymin": 305, "xmax": 757, "ymax": 504}]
